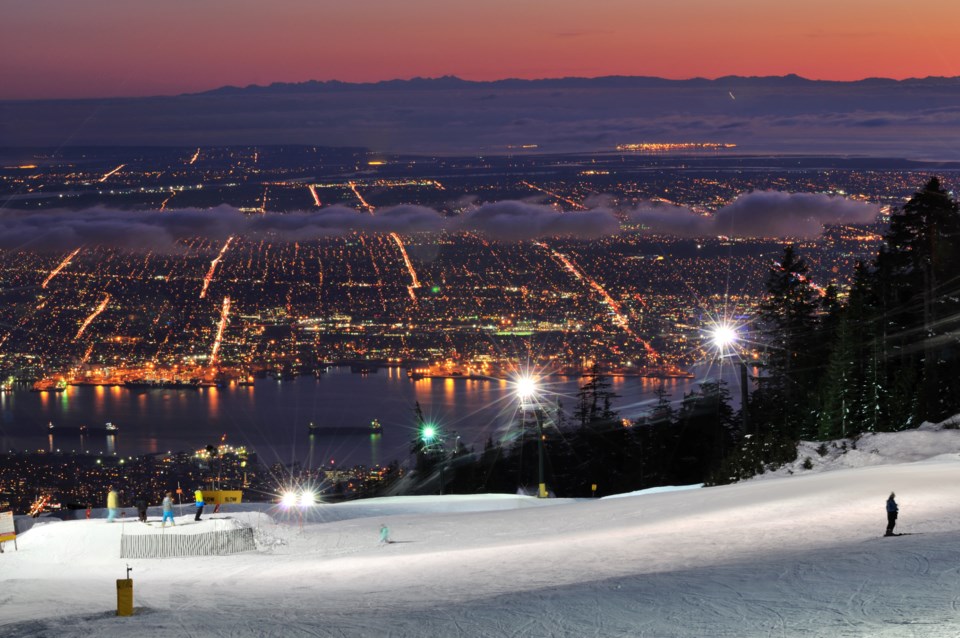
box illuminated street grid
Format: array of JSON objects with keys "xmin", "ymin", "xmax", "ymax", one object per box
[{"xmin": 0, "ymin": 146, "xmax": 942, "ymax": 383}]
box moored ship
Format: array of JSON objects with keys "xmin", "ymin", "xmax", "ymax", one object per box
[
  {"xmin": 123, "ymin": 378, "xmax": 201, "ymax": 390},
  {"xmin": 308, "ymin": 418, "xmax": 383, "ymax": 435}
]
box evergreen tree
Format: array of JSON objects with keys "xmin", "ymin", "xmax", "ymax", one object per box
[
  {"xmin": 573, "ymin": 364, "xmax": 620, "ymax": 426},
  {"xmin": 752, "ymin": 245, "xmax": 822, "ymax": 439},
  {"xmin": 670, "ymin": 381, "xmax": 736, "ymax": 484},
  {"xmin": 873, "ymin": 177, "xmax": 960, "ymax": 425}
]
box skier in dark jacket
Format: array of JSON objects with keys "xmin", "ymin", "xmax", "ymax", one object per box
[
  {"xmin": 135, "ymin": 495, "xmax": 148, "ymax": 523},
  {"xmin": 885, "ymin": 492, "xmax": 898, "ymax": 536}
]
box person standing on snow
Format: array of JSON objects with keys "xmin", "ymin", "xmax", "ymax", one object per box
[
  {"xmin": 194, "ymin": 488, "xmax": 205, "ymax": 521},
  {"xmin": 106, "ymin": 486, "xmax": 119, "ymax": 522},
  {"xmin": 161, "ymin": 492, "xmax": 176, "ymax": 527},
  {"xmin": 379, "ymin": 523, "xmax": 391, "ymax": 544},
  {"xmin": 885, "ymin": 492, "xmax": 899, "ymax": 536},
  {"xmin": 135, "ymin": 494, "xmax": 148, "ymax": 523}
]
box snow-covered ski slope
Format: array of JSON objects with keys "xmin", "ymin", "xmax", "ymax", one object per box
[{"xmin": 5, "ymin": 425, "xmax": 960, "ymax": 637}]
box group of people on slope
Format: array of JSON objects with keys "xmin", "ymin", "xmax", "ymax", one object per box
[{"xmin": 104, "ymin": 486, "xmax": 206, "ymax": 525}]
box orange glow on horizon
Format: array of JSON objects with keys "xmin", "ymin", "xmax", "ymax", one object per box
[{"xmin": 3, "ymin": 1, "xmax": 959, "ymax": 99}]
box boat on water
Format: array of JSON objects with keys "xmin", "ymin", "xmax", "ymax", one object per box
[
  {"xmin": 105, "ymin": 422, "xmax": 118, "ymax": 432},
  {"xmin": 308, "ymin": 418, "xmax": 383, "ymax": 435},
  {"xmin": 31, "ymin": 379, "xmax": 67, "ymax": 392},
  {"xmin": 640, "ymin": 366, "xmax": 695, "ymax": 379},
  {"xmin": 123, "ymin": 378, "xmax": 201, "ymax": 390}
]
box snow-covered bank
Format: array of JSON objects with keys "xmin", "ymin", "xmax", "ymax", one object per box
[
  {"xmin": 5, "ymin": 427, "xmax": 960, "ymax": 637},
  {"xmin": 759, "ymin": 418, "xmax": 960, "ymax": 479}
]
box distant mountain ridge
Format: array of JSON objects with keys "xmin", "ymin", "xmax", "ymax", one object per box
[
  {"xmin": 5, "ymin": 73, "xmax": 960, "ymax": 157},
  {"xmin": 197, "ymin": 73, "xmax": 960, "ymax": 96}
]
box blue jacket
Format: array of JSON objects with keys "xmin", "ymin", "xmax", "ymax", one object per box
[{"xmin": 887, "ymin": 498, "xmax": 898, "ymax": 514}]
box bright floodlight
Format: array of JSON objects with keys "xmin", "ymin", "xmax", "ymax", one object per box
[
  {"xmin": 298, "ymin": 491, "xmax": 316, "ymax": 507},
  {"xmin": 709, "ymin": 323, "xmax": 738, "ymax": 351},
  {"xmin": 421, "ymin": 424, "xmax": 437, "ymax": 442},
  {"xmin": 281, "ymin": 491, "xmax": 298, "ymax": 507},
  {"xmin": 515, "ymin": 375, "xmax": 538, "ymax": 401}
]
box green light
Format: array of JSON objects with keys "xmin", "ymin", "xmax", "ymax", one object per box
[
  {"xmin": 431, "ymin": 285, "xmax": 441, "ymax": 294},
  {"xmin": 421, "ymin": 424, "xmax": 437, "ymax": 442}
]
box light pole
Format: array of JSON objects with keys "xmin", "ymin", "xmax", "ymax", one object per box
[
  {"xmin": 708, "ymin": 322, "xmax": 750, "ymax": 436},
  {"xmin": 419, "ymin": 423, "xmax": 446, "ymax": 495},
  {"xmin": 280, "ymin": 487, "xmax": 317, "ymax": 532},
  {"xmin": 516, "ymin": 375, "xmax": 548, "ymax": 498}
]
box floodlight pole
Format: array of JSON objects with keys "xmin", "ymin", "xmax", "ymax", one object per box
[
  {"xmin": 536, "ymin": 408, "xmax": 547, "ymax": 498},
  {"xmin": 740, "ymin": 361, "xmax": 749, "ymax": 435},
  {"xmin": 517, "ymin": 376, "xmax": 548, "ymax": 498},
  {"xmin": 435, "ymin": 439, "xmax": 445, "ymax": 496},
  {"xmin": 710, "ymin": 324, "xmax": 751, "ymax": 436}
]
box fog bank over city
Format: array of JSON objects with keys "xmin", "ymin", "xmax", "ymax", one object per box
[{"xmin": 0, "ymin": 190, "xmax": 877, "ymax": 252}]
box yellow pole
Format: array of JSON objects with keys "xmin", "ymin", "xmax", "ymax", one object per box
[{"xmin": 116, "ymin": 578, "xmax": 133, "ymax": 616}]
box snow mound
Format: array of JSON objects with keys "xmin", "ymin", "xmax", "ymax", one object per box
[
  {"xmin": 602, "ymin": 484, "xmax": 703, "ymax": 499},
  {"xmin": 759, "ymin": 419, "xmax": 960, "ymax": 479}
]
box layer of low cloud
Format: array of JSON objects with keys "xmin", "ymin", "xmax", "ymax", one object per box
[
  {"xmin": 459, "ymin": 201, "xmax": 619, "ymax": 241},
  {"xmin": 0, "ymin": 191, "xmax": 878, "ymax": 252},
  {"xmin": 0, "ymin": 201, "xmax": 620, "ymax": 252},
  {"xmin": 627, "ymin": 191, "xmax": 880, "ymax": 238}
]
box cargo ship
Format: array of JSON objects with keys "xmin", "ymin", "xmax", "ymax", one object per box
[
  {"xmin": 309, "ymin": 418, "xmax": 382, "ymax": 435},
  {"xmin": 123, "ymin": 378, "xmax": 201, "ymax": 390}
]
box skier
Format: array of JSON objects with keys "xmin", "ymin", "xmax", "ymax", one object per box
[
  {"xmin": 194, "ymin": 488, "xmax": 205, "ymax": 521},
  {"xmin": 379, "ymin": 523, "xmax": 391, "ymax": 544},
  {"xmin": 106, "ymin": 486, "xmax": 119, "ymax": 523},
  {"xmin": 885, "ymin": 492, "xmax": 898, "ymax": 536},
  {"xmin": 135, "ymin": 494, "xmax": 148, "ymax": 523},
  {"xmin": 161, "ymin": 492, "xmax": 176, "ymax": 527}
]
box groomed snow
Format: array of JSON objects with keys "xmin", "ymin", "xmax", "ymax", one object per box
[{"xmin": 5, "ymin": 424, "xmax": 960, "ymax": 637}]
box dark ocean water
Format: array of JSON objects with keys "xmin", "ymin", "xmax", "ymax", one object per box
[{"xmin": 0, "ymin": 367, "xmax": 721, "ymax": 467}]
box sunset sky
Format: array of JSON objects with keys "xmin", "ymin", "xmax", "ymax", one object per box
[{"xmin": 4, "ymin": 0, "xmax": 960, "ymax": 100}]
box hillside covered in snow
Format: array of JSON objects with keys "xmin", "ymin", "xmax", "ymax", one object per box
[{"xmin": 4, "ymin": 424, "xmax": 960, "ymax": 637}]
